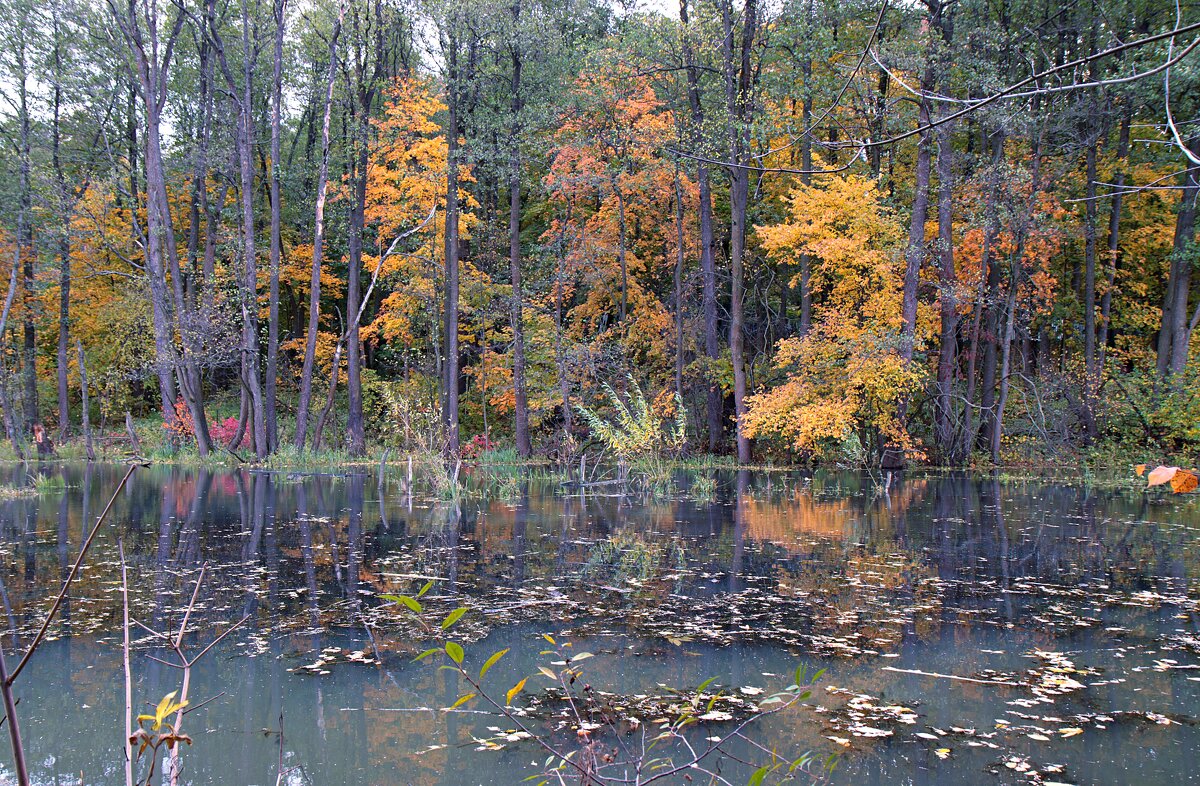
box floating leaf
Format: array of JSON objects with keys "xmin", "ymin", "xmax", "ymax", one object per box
[
  {"xmin": 506, "ymin": 678, "xmax": 527, "ymax": 705},
  {"xmin": 1171, "ymin": 470, "xmax": 1199, "ymax": 494},
  {"xmin": 1147, "ymin": 466, "xmax": 1179, "ymax": 487}
]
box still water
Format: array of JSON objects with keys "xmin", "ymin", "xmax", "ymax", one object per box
[{"xmin": 0, "ymin": 463, "xmax": 1197, "ymax": 785}]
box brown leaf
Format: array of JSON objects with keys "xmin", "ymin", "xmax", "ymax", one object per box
[
  {"xmin": 1135, "ymin": 464, "xmax": 1147, "ymax": 477},
  {"xmin": 1147, "ymin": 466, "xmax": 1179, "ymax": 487},
  {"xmin": 1171, "ymin": 470, "xmax": 1199, "ymax": 494}
]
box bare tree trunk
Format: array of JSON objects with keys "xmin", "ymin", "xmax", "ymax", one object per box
[{"xmin": 294, "ymin": 9, "xmax": 342, "ymax": 451}]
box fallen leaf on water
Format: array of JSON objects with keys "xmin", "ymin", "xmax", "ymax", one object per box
[{"xmin": 1147, "ymin": 466, "xmax": 1179, "ymax": 487}]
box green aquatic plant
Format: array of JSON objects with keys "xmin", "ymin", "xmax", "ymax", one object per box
[
  {"xmin": 689, "ymin": 473, "xmax": 718, "ymax": 502},
  {"xmin": 31, "ymin": 473, "xmax": 65, "ymax": 495},
  {"xmin": 575, "ymin": 376, "xmax": 686, "ymax": 465}
]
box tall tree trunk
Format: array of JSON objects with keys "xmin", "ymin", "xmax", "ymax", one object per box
[
  {"xmin": 442, "ymin": 33, "xmax": 461, "ymax": 455},
  {"xmin": 265, "ymin": 0, "xmax": 288, "ymax": 452},
  {"xmin": 900, "ymin": 118, "xmax": 933, "ymax": 362},
  {"xmin": 346, "ymin": 121, "xmax": 368, "ymax": 457},
  {"xmin": 991, "ymin": 145, "xmax": 1041, "ymax": 462},
  {"xmin": 1098, "ymin": 107, "xmax": 1131, "ymax": 373},
  {"xmin": 612, "ymin": 178, "xmax": 629, "ymax": 324},
  {"xmin": 680, "ymin": 0, "xmax": 722, "ymax": 452},
  {"xmin": 0, "ymin": 253, "xmax": 25, "ymax": 459},
  {"xmin": 508, "ymin": 4, "xmax": 530, "ymax": 458},
  {"xmin": 962, "ymin": 130, "xmax": 1005, "ymax": 459},
  {"xmin": 110, "ymin": 0, "xmax": 191, "ymax": 435},
  {"xmin": 673, "ymin": 165, "xmax": 686, "ymax": 400},
  {"xmin": 1166, "ymin": 135, "xmax": 1200, "ymax": 376},
  {"xmin": 77, "ymin": 340, "xmax": 94, "ymax": 462},
  {"xmin": 1081, "ymin": 123, "xmax": 1100, "ymax": 440},
  {"xmin": 228, "ymin": 0, "xmax": 268, "ymax": 459},
  {"xmin": 143, "ymin": 108, "xmax": 181, "ymax": 425},
  {"xmin": 720, "ymin": 0, "xmax": 756, "ymax": 464},
  {"xmin": 52, "ymin": 26, "xmax": 70, "ymax": 442},
  {"xmin": 798, "ymin": 31, "xmax": 813, "ymax": 338},
  {"xmin": 17, "ymin": 48, "xmax": 36, "ymax": 432},
  {"xmin": 295, "ymin": 10, "xmax": 342, "ymax": 451},
  {"xmin": 553, "ymin": 216, "xmax": 572, "ymax": 442},
  {"xmin": 935, "ymin": 120, "xmax": 957, "ymax": 458}
]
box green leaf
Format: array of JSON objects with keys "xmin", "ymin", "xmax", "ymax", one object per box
[
  {"xmin": 570, "ymin": 652, "xmax": 593, "ymax": 662},
  {"xmin": 413, "ymin": 648, "xmax": 441, "ymax": 663},
  {"xmin": 441, "ymin": 607, "xmax": 468, "ymax": 630},
  {"xmin": 697, "ymin": 677, "xmax": 718, "ymax": 693},
  {"xmin": 748, "ymin": 764, "xmax": 773, "ymax": 786},
  {"xmin": 448, "ymin": 693, "xmax": 476, "ymax": 709},
  {"xmin": 506, "ymin": 677, "xmax": 527, "ymax": 705},
  {"xmin": 382, "ymin": 594, "xmax": 422, "ymax": 613},
  {"xmin": 479, "ymin": 648, "xmax": 509, "ymax": 679},
  {"xmin": 445, "ymin": 642, "xmax": 464, "ymax": 665},
  {"xmin": 417, "ymin": 579, "xmax": 435, "ymax": 598}
]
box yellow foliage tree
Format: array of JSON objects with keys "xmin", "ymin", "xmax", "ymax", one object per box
[{"xmin": 746, "ymin": 173, "xmax": 923, "ymax": 462}]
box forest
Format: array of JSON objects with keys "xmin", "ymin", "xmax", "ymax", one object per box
[{"xmin": 0, "ymin": 0, "xmax": 1197, "ymax": 468}]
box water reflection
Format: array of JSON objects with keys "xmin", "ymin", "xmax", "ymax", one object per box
[{"xmin": 0, "ymin": 464, "xmax": 1194, "ymax": 784}]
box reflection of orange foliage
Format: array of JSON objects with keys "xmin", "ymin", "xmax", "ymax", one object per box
[{"xmin": 741, "ymin": 493, "xmax": 852, "ymax": 543}]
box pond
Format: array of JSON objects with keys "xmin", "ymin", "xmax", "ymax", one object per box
[{"xmin": 0, "ymin": 462, "xmax": 1196, "ymax": 785}]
